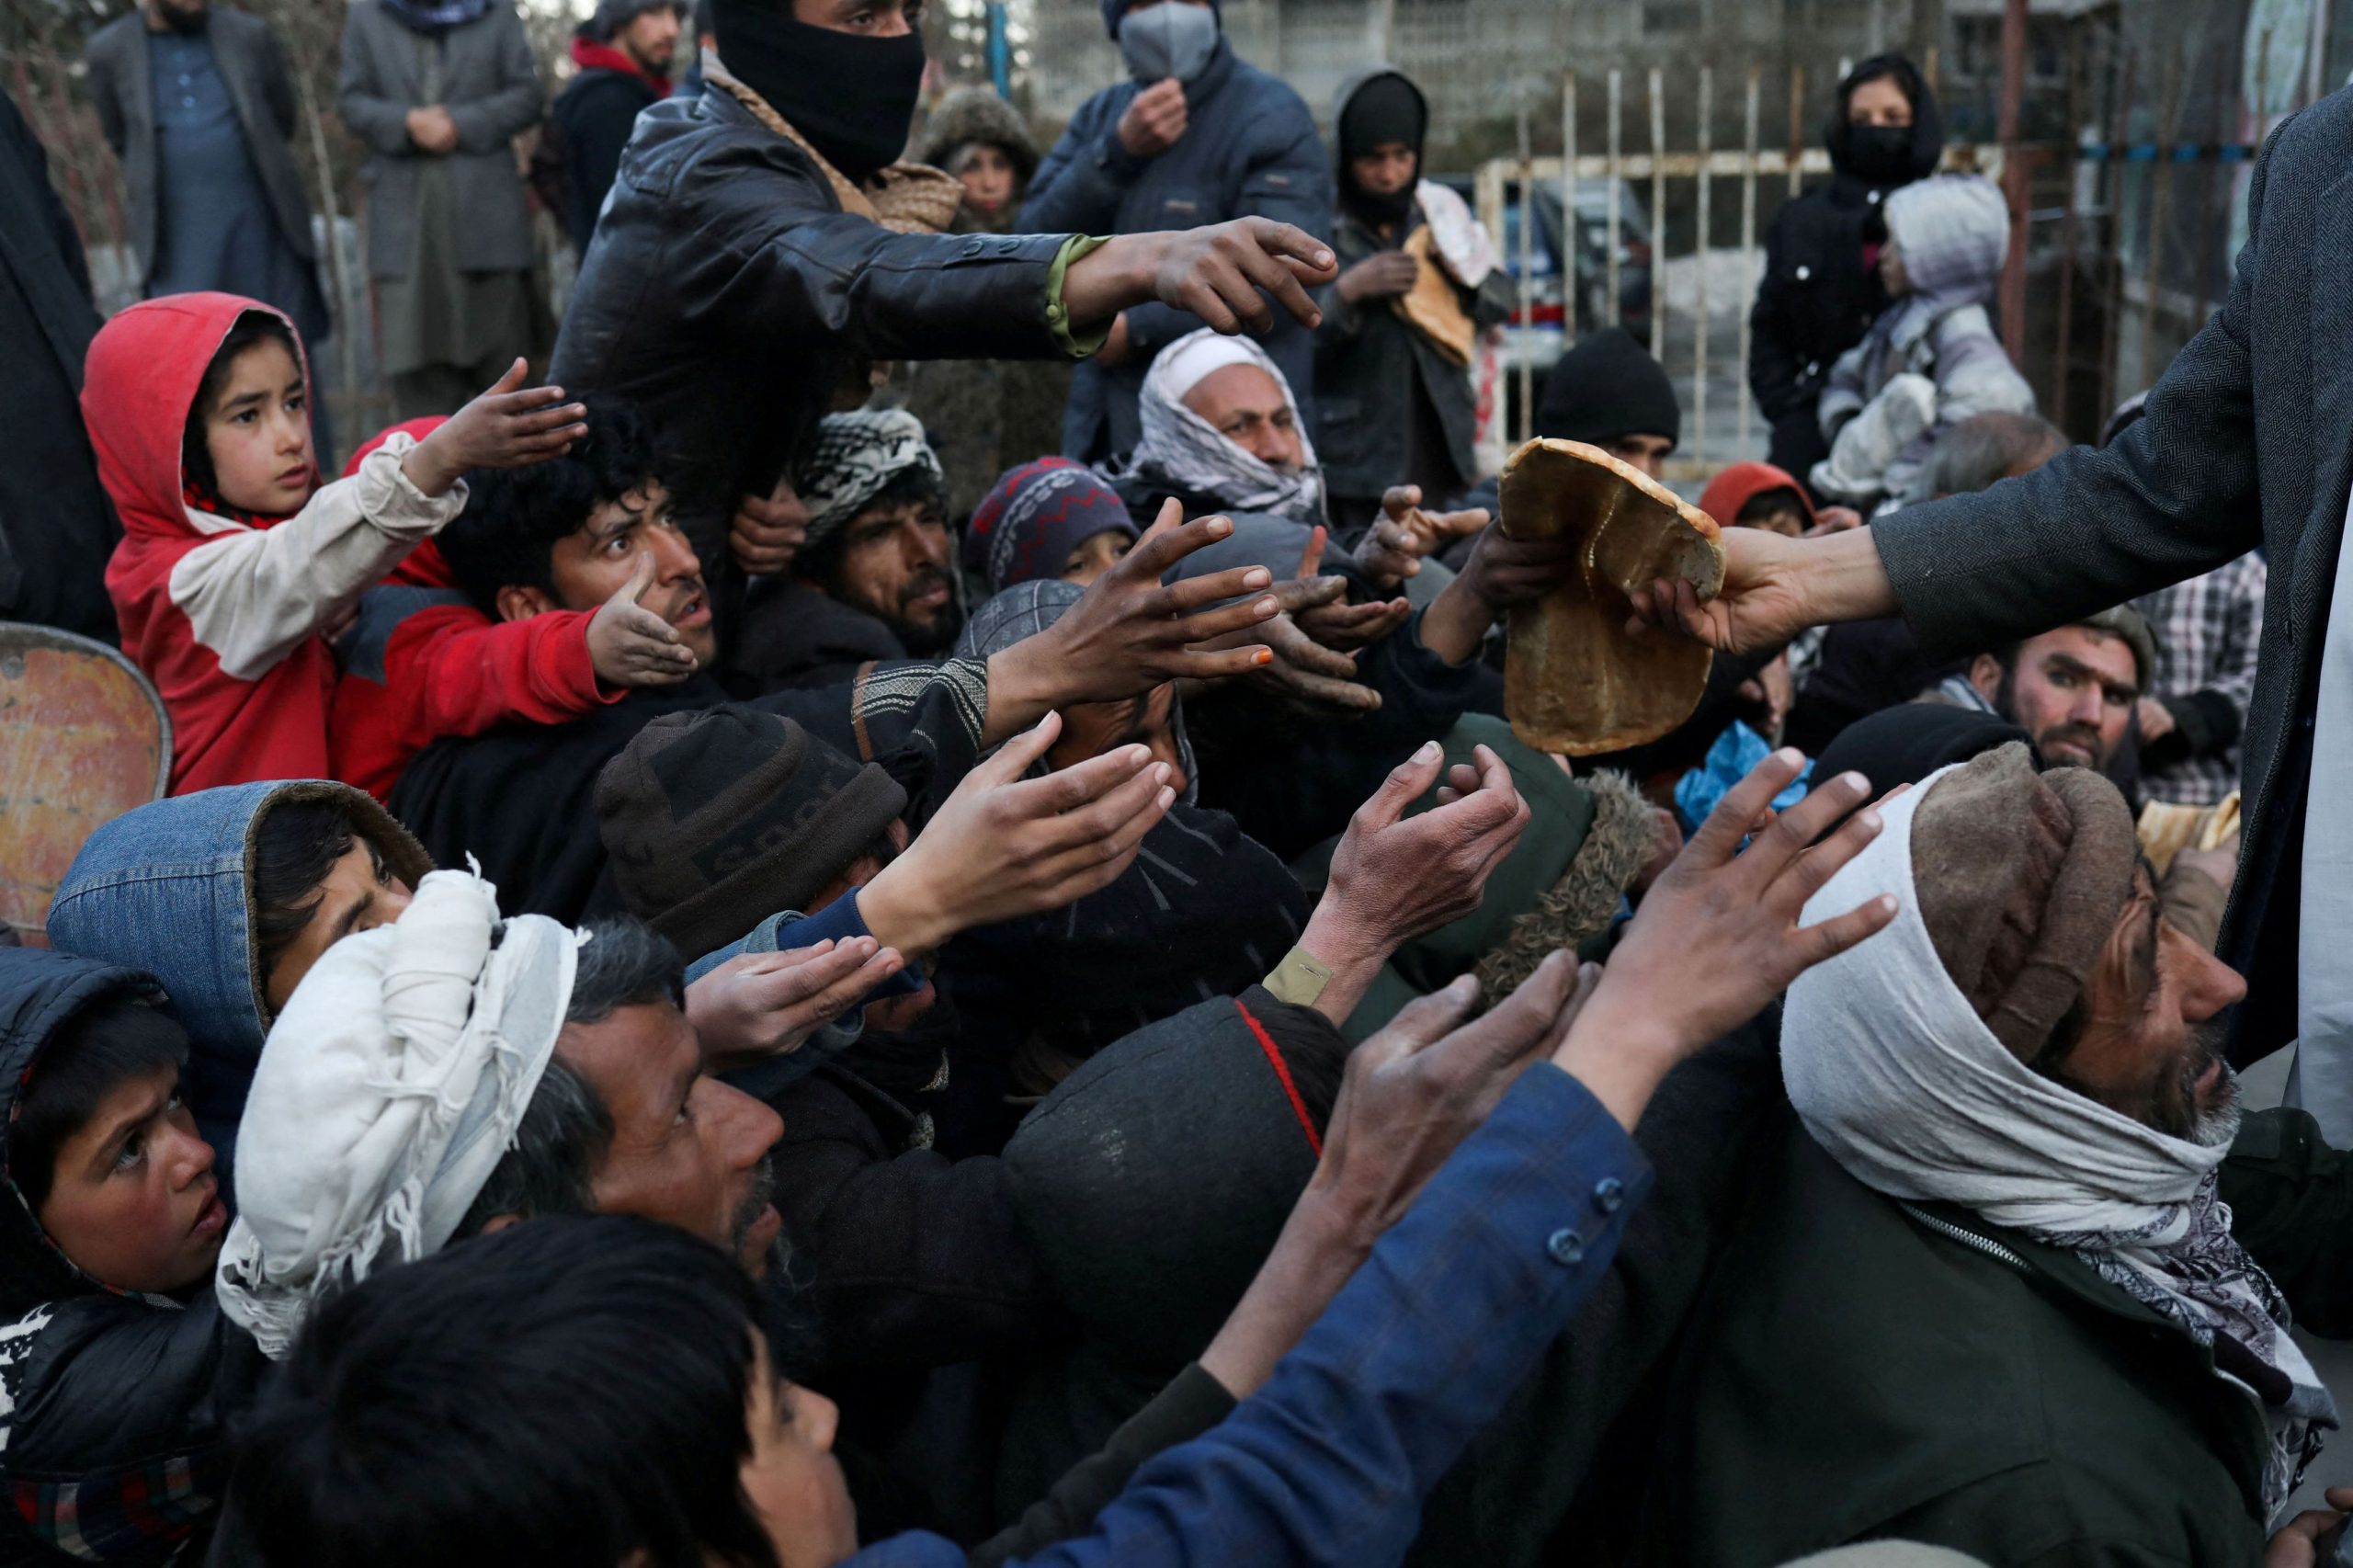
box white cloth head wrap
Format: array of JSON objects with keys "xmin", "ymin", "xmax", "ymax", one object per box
[
  {"xmin": 1131, "ymin": 327, "xmax": 1324, "ymax": 523},
  {"xmin": 215, "ymin": 869, "xmax": 577, "ymax": 1358},
  {"xmin": 1784, "ymin": 766, "xmax": 2334, "ymax": 1516}
]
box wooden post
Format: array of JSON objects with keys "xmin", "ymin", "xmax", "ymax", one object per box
[
  {"xmin": 1739, "ymin": 64, "xmax": 1760, "ymax": 454},
  {"xmin": 2137, "ymin": 38, "xmax": 2185, "ymax": 399},
  {"xmin": 1608, "ymin": 68, "xmax": 1623, "ymax": 328},
  {"xmin": 1996, "ymin": 0, "xmax": 2029, "ymax": 360},
  {"xmin": 1563, "ymin": 72, "xmax": 1578, "ymax": 329},
  {"xmin": 1694, "ymin": 64, "xmax": 1712, "ymax": 460},
  {"xmin": 2052, "ymin": 23, "xmax": 2083, "ymax": 433},
  {"xmin": 1517, "ymin": 103, "xmax": 1534, "ymax": 443},
  {"xmin": 1648, "ymin": 65, "xmax": 1665, "ymax": 362},
  {"xmin": 1787, "ymin": 63, "xmax": 1805, "ymax": 199}
]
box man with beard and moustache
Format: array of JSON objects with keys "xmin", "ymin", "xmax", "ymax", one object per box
[
  {"xmin": 1927, "ymin": 605, "xmax": 2156, "ymax": 803},
  {"xmin": 1748, "ymin": 54, "xmax": 1946, "ymax": 491},
  {"xmin": 737, "ymin": 410, "xmax": 964, "ymax": 690},
  {"xmin": 1021, "ymin": 0, "xmax": 1332, "ymax": 467},
  {"xmin": 553, "ymin": 0, "xmax": 1338, "ymax": 681},
  {"xmin": 548, "ymin": 0, "xmax": 686, "ymax": 255},
  {"xmin": 1312, "ymin": 67, "xmax": 1515, "ymax": 535},
  {"xmin": 1631, "ymin": 744, "xmax": 2346, "ymax": 1566}
]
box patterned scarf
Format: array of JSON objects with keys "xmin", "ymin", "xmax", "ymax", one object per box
[
  {"xmin": 1126, "ymin": 326, "xmax": 1324, "ymax": 524},
  {"xmin": 1783, "ymin": 773, "xmax": 2337, "ymax": 1518}
]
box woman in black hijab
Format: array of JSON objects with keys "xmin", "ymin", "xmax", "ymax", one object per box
[{"xmin": 1747, "ymin": 55, "xmax": 1945, "ymax": 492}]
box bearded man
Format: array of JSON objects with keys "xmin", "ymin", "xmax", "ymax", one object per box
[{"xmin": 1638, "ymin": 744, "xmax": 2339, "ymax": 1566}]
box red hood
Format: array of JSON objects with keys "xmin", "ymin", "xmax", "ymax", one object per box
[
  {"xmin": 1697, "ymin": 460, "xmax": 1813, "ymax": 531},
  {"xmin": 82, "ymin": 292, "xmax": 311, "ymax": 542},
  {"xmin": 346, "ymin": 416, "xmax": 457, "ymax": 588},
  {"xmin": 571, "ymin": 36, "xmax": 670, "ymax": 95}
]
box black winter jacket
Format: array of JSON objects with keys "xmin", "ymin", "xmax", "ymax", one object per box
[
  {"xmin": 1746, "ymin": 67, "xmax": 1944, "ymax": 481},
  {"xmin": 0, "ymin": 951, "xmax": 264, "ymax": 1567},
  {"xmin": 551, "ymin": 88, "xmax": 1078, "ymax": 550},
  {"xmin": 549, "ymin": 64, "xmax": 663, "ymax": 254}
]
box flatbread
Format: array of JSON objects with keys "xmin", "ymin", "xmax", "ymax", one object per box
[
  {"xmin": 1499, "ymin": 438, "xmax": 1724, "ymax": 756},
  {"xmin": 1392, "ymin": 226, "xmax": 1476, "ymax": 367}
]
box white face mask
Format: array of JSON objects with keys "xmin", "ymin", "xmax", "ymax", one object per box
[{"xmin": 1117, "ymin": 2, "xmax": 1219, "ymax": 85}]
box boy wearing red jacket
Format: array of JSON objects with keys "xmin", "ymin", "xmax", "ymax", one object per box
[{"xmin": 84, "ymin": 292, "xmax": 585, "ymax": 793}]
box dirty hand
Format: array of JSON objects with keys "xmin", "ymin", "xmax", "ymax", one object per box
[
  {"xmin": 402, "ymin": 358, "xmax": 587, "ymax": 496},
  {"xmin": 587, "ymin": 551, "xmax": 698, "ymax": 687}
]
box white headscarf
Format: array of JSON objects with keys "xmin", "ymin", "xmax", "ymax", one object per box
[
  {"xmin": 215, "ymin": 869, "xmax": 577, "ymax": 1358},
  {"xmin": 1130, "ymin": 327, "xmax": 1324, "ymax": 523},
  {"xmin": 1784, "ymin": 768, "xmax": 2334, "ymax": 1516}
]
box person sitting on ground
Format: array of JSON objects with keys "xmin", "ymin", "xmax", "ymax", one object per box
[
  {"xmin": 44, "ymin": 778, "xmax": 907, "ymax": 1178},
  {"xmin": 1809, "ymin": 174, "xmax": 2036, "ymax": 507},
  {"xmin": 216, "ymin": 748, "xmax": 1903, "ymax": 1568},
  {"xmin": 0, "ymin": 949, "xmax": 263, "ymax": 1568},
  {"xmin": 2101, "ymin": 392, "xmax": 2269, "ymax": 812},
  {"xmin": 85, "ymin": 293, "xmax": 588, "ymax": 793},
  {"xmin": 1638, "ymin": 744, "xmax": 2344, "ymax": 1566},
  {"xmin": 737, "ymin": 409, "xmax": 962, "ymax": 690},
  {"xmin": 328, "ymin": 408, "xmax": 701, "ymax": 802},
  {"xmin": 403, "ymin": 412, "xmax": 1290, "ymax": 921},
  {"xmin": 963, "ymin": 457, "xmax": 1141, "ymax": 595},
  {"xmin": 901, "ymin": 87, "xmax": 1074, "ymax": 523},
  {"xmin": 1784, "ymin": 408, "xmax": 2068, "ymax": 758}
]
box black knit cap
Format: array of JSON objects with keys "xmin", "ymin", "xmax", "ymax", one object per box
[
  {"xmin": 1534, "ymin": 325, "xmax": 1680, "ymax": 449},
  {"xmin": 593, "ymin": 706, "xmax": 908, "ymax": 960}
]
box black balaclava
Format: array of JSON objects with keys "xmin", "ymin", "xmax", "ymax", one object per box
[
  {"xmin": 1824, "ymin": 54, "xmax": 1945, "ymax": 191},
  {"xmin": 1533, "ymin": 325, "xmax": 1680, "ymax": 449},
  {"xmin": 712, "ymin": 0, "xmax": 925, "ymax": 185},
  {"xmin": 1337, "ymin": 71, "xmax": 1426, "ymax": 234}
]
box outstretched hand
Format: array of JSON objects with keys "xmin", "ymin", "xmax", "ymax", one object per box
[
  {"xmin": 1063, "ymin": 217, "xmax": 1338, "ymax": 339},
  {"xmin": 401, "ymin": 358, "xmax": 588, "ymax": 497},
  {"xmin": 1353, "ymin": 485, "xmax": 1489, "ymax": 592},
  {"xmin": 1294, "ymin": 525, "xmax": 1412, "ymax": 653},
  {"xmin": 1199, "ymin": 951, "xmax": 1601, "ymax": 1399},
  {"xmin": 587, "ymin": 551, "xmax": 697, "ymax": 687},
  {"xmin": 1293, "ymin": 737, "xmax": 1529, "ymax": 1024},
  {"xmin": 686, "ymin": 937, "xmax": 908, "ymax": 1074},
  {"xmin": 985, "ymin": 501, "xmax": 1282, "ymax": 730},
  {"xmin": 1624, "ymin": 524, "xmax": 1894, "ymax": 656},
  {"xmin": 1554, "ymin": 751, "xmax": 1900, "ymax": 1130},
  {"xmin": 855, "ymin": 711, "xmax": 1175, "ymax": 956}
]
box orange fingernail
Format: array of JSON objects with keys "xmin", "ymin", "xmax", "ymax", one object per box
[{"xmin": 1254, "ymin": 649, "xmax": 1273, "ymax": 665}]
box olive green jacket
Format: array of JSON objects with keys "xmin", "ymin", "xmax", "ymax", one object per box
[{"xmin": 1643, "ymin": 1119, "xmax": 2274, "ymax": 1567}]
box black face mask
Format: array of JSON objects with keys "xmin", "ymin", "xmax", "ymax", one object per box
[
  {"xmin": 1842, "ymin": 123, "xmax": 1917, "ymax": 186},
  {"xmin": 712, "ymin": 1, "xmax": 925, "ymax": 185}
]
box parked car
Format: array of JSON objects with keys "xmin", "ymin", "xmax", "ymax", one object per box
[{"xmin": 1433, "ymin": 175, "xmax": 1654, "ymax": 376}]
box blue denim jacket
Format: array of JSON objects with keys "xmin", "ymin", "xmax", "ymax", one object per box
[{"xmin": 841, "ymin": 1062, "xmax": 1650, "ymax": 1567}]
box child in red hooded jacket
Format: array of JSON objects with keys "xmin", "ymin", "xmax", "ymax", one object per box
[
  {"xmin": 327, "ymin": 416, "xmax": 698, "ymax": 800},
  {"xmin": 84, "ymin": 293, "xmax": 587, "ymax": 793}
]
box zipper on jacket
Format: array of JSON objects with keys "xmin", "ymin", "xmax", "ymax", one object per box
[{"xmin": 1896, "ymin": 1201, "xmax": 2035, "ymax": 1276}]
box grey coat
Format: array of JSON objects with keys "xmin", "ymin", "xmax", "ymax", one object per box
[
  {"xmin": 86, "ymin": 7, "xmax": 317, "ymax": 281},
  {"xmin": 1871, "ymin": 89, "xmax": 2353, "ymax": 1064},
  {"xmin": 335, "ymin": 0, "xmax": 541, "ymax": 280}
]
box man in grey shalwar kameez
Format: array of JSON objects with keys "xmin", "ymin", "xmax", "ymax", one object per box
[{"xmin": 337, "ymin": 0, "xmax": 542, "ymax": 422}]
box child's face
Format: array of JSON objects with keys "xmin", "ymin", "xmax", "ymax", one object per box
[
  {"xmin": 36, "ymin": 1062, "xmax": 226, "ymax": 1295},
  {"xmin": 1878, "ymin": 236, "xmax": 1911, "ymax": 297},
  {"xmin": 201, "ymin": 338, "xmax": 315, "ymax": 514}
]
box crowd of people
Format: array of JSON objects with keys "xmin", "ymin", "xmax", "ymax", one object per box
[{"xmin": 0, "ymin": 2, "xmax": 2337, "ymax": 1564}]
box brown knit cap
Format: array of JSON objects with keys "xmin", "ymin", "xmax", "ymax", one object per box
[
  {"xmin": 1909, "ymin": 743, "xmax": 2140, "ymax": 1061},
  {"xmin": 593, "ymin": 706, "xmax": 908, "ymax": 961}
]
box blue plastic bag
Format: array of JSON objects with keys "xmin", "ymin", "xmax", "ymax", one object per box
[{"xmin": 1673, "ymin": 721, "xmax": 1812, "ymax": 835}]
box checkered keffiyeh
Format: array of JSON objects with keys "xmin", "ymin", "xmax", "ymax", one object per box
[
  {"xmin": 2134, "ymin": 555, "xmax": 2268, "ymax": 806},
  {"xmin": 796, "ymin": 410, "xmax": 944, "ymax": 551}
]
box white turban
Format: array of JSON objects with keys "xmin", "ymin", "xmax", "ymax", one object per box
[
  {"xmin": 1129, "ymin": 326, "xmax": 1324, "ymax": 523},
  {"xmin": 215, "ymin": 869, "xmax": 577, "ymax": 1358}
]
